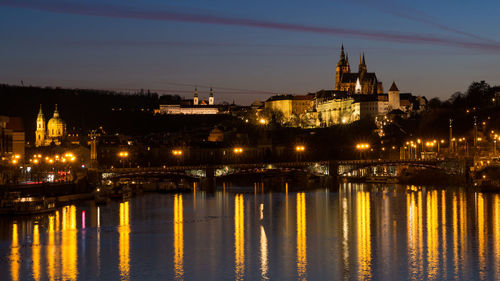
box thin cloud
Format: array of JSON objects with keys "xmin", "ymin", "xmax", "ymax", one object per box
[
  {"xmin": 2, "ymin": 0, "xmax": 500, "ymax": 52},
  {"xmin": 348, "ymin": 0, "xmax": 495, "ymax": 43}
]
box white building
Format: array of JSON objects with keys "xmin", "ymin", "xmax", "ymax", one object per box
[{"xmin": 157, "ymin": 88, "xmax": 219, "ymax": 115}]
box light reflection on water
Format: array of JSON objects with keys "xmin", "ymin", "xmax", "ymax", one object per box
[
  {"xmin": 234, "ymin": 194, "xmax": 244, "ymax": 281},
  {"xmin": 119, "ymin": 201, "xmax": 130, "ymax": 280},
  {"xmin": 0, "ymin": 184, "xmax": 499, "ymax": 280},
  {"xmin": 173, "ymin": 194, "xmax": 184, "ymax": 280},
  {"xmin": 296, "ymin": 192, "xmax": 307, "ymax": 281}
]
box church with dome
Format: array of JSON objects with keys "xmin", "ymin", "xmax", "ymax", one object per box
[{"xmin": 35, "ymin": 104, "xmax": 67, "ymax": 147}]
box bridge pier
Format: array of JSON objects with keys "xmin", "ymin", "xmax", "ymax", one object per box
[
  {"xmin": 326, "ymin": 161, "xmax": 339, "ymax": 189},
  {"xmin": 200, "ymin": 167, "xmax": 216, "ymax": 192}
]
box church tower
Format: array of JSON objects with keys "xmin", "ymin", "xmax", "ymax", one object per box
[
  {"xmin": 358, "ymin": 53, "xmax": 367, "ymax": 75},
  {"xmin": 35, "ymin": 105, "xmax": 46, "ymax": 147},
  {"xmin": 335, "ymin": 44, "xmax": 350, "ymax": 90},
  {"xmin": 209, "ymin": 87, "xmax": 214, "ymax": 105},
  {"xmin": 193, "ymin": 88, "xmax": 199, "ymax": 105}
]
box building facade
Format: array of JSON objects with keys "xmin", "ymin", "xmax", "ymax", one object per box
[
  {"xmin": 157, "ymin": 88, "xmax": 219, "ymax": 115},
  {"xmin": 264, "ymin": 94, "xmax": 314, "ymax": 122},
  {"xmin": 35, "ymin": 104, "xmax": 67, "ymax": 147},
  {"xmin": 316, "ymin": 96, "xmax": 360, "ymax": 126},
  {"xmin": 0, "ymin": 116, "xmax": 25, "ymax": 157}
]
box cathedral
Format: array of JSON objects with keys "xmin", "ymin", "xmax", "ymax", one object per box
[
  {"xmin": 335, "ymin": 45, "xmax": 383, "ymax": 94},
  {"xmin": 35, "ymin": 104, "xmax": 67, "ymax": 147}
]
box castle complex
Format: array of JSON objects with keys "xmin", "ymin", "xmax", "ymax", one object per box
[{"xmin": 263, "ymin": 45, "xmax": 427, "ymax": 127}]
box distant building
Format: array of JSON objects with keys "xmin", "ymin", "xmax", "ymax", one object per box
[
  {"xmin": 264, "ymin": 94, "xmax": 314, "ymax": 122},
  {"xmin": 35, "ymin": 104, "xmax": 67, "ymax": 147},
  {"xmin": 314, "ymin": 91, "xmax": 360, "ymax": 126},
  {"xmin": 353, "ymin": 94, "xmax": 389, "ymax": 118},
  {"xmin": 157, "ymin": 88, "xmax": 219, "ymax": 115},
  {"xmin": 335, "ymin": 45, "xmax": 383, "ymax": 95},
  {"xmin": 208, "ymin": 127, "xmax": 224, "ymax": 142},
  {"xmin": 249, "ymin": 45, "xmax": 426, "ymax": 128},
  {"xmin": 0, "ymin": 116, "xmax": 25, "ymax": 157}
]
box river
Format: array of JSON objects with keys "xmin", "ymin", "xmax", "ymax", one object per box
[{"xmin": 0, "ymin": 183, "xmax": 499, "ymax": 280}]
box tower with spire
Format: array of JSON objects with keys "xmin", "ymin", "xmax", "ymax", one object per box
[
  {"xmin": 358, "ymin": 53, "xmax": 367, "ymax": 75},
  {"xmin": 209, "ymin": 87, "xmax": 214, "ymax": 105},
  {"xmin": 335, "ymin": 44, "xmax": 381, "ymax": 94},
  {"xmin": 335, "ymin": 44, "xmax": 350, "ymax": 91},
  {"xmin": 35, "ymin": 104, "xmax": 67, "ymax": 146},
  {"xmin": 193, "ymin": 88, "xmax": 199, "ymax": 105},
  {"xmin": 388, "ymin": 81, "xmax": 401, "ymax": 111},
  {"xmin": 35, "ymin": 105, "xmax": 46, "ymax": 147}
]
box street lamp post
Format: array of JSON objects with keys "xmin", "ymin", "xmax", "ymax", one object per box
[
  {"xmin": 118, "ymin": 151, "xmax": 129, "ymax": 168},
  {"xmin": 449, "ymin": 119, "xmax": 453, "ymax": 153},
  {"xmin": 356, "ymin": 143, "xmax": 370, "ymax": 160},
  {"xmin": 295, "ymin": 145, "xmax": 306, "ymax": 162},
  {"xmin": 233, "ymin": 147, "xmax": 243, "ymax": 164},
  {"xmin": 172, "ymin": 149, "xmax": 183, "ymax": 165},
  {"xmin": 474, "ymin": 116, "xmax": 478, "ymax": 153}
]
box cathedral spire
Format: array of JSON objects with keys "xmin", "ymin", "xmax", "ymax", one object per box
[
  {"xmin": 38, "ymin": 104, "xmax": 43, "ymax": 116},
  {"xmin": 340, "ymin": 44, "xmax": 345, "ymax": 60},
  {"xmin": 209, "ymin": 87, "xmax": 213, "ymax": 97},
  {"xmin": 53, "ymin": 104, "xmax": 59, "ymax": 118},
  {"xmin": 359, "ymin": 53, "xmax": 367, "ymax": 74}
]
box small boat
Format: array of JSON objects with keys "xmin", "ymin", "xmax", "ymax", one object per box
[{"xmin": 0, "ymin": 192, "xmax": 56, "ymax": 215}]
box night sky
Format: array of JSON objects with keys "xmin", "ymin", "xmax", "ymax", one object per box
[{"xmin": 1, "ymin": 0, "xmax": 499, "ymax": 104}]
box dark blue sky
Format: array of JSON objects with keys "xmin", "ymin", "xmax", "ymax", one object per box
[{"xmin": 1, "ymin": 0, "xmax": 499, "ymax": 104}]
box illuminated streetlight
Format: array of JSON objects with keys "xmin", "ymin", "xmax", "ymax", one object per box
[
  {"xmin": 356, "ymin": 143, "xmax": 370, "ymax": 150},
  {"xmin": 118, "ymin": 151, "xmax": 129, "ymax": 158},
  {"xmin": 259, "ymin": 118, "xmax": 267, "ymax": 125},
  {"xmin": 295, "ymin": 145, "xmax": 306, "ymax": 152},
  {"xmin": 118, "ymin": 151, "xmax": 129, "ymax": 168},
  {"xmin": 172, "ymin": 150, "xmax": 183, "ymax": 156},
  {"xmin": 233, "ymin": 147, "xmax": 244, "ymax": 154}
]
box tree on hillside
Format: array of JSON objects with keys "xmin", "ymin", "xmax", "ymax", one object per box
[{"xmin": 466, "ymin": 80, "xmax": 492, "ymax": 108}]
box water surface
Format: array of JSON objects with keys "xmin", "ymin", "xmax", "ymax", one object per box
[{"xmin": 0, "ymin": 184, "xmax": 499, "ymax": 280}]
